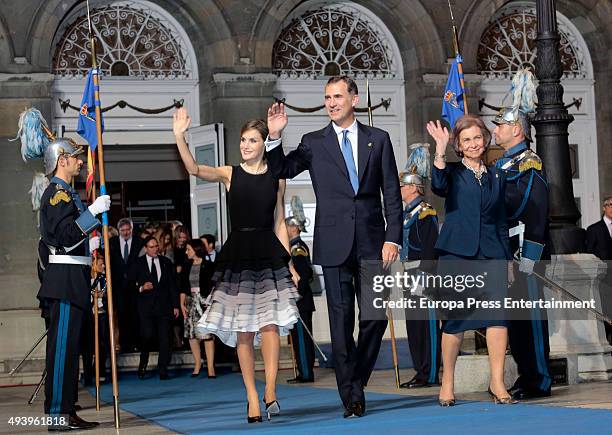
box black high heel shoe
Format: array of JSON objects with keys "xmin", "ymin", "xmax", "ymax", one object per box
[
  {"xmin": 488, "ymin": 387, "xmax": 518, "ymax": 405},
  {"xmin": 246, "ymin": 402, "xmax": 262, "ymax": 423},
  {"xmin": 263, "ymin": 397, "xmax": 280, "ymax": 421}
]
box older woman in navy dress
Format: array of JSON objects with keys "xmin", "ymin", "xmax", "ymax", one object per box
[{"xmin": 427, "ymin": 115, "xmax": 516, "ymax": 406}]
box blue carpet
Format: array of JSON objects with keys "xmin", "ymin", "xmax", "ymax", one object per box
[{"xmin": 90, "ymin": 372, "xmax": 612, "ymax": 434}]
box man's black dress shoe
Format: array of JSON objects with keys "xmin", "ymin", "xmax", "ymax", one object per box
[
  {"xmin": 159, "ymin": 373, "xmax": 170, "ymax": 380},
  {"xmin": 48, "ymin": 414, "xmax": 98, "ymax": 431},
  {"xmin": 343, "ymin": 402, "xmax": 365, "ymax": 418},
  {"xmin": 351, "ymin": 402, "xmax": 365, "ymax": 417},
  {"xmin": 287, "ymin": 377, "xmax": 314, "ymax": 384},
  {"xmin": 400, "ymin": 377, "xmax": 434, "ymax": 389},
  {"xmin": 510, "ymin": 387, "xmax": 551, "ymax": 401}
]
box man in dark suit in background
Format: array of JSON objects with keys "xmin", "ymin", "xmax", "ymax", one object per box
[
  {"xmin": 586, "ymin": 196, "xmax": 612, "ymax": 345},
  {"xmin": 110, "ymin": 217, "xmax": 143, "ymax": 352},
  {"xmin": 266, "ymin": 76, "xmax": 402, "ymax": 418},
  {"xmin": 130, "ymin": 236, "xmax": 180, "ymax": 380}
]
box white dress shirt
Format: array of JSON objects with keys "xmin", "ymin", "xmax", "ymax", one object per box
[
  {"xmin": 604, "ymin": 216, "xmax": 612, "ymax": 238},
  {"xmin": 265, "ymin": 119, "xmax": 359, "ymax": 164},
  {"xmin": 145, "ymin": 255, "xmax": 162, "ymax": 282}
]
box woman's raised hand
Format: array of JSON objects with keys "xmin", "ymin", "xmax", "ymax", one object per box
[
  {"xmin": 267, "ymin": 102, "xmax": 288, "ymax": 140},
  {"xmin": 173, "ymin": 107, "xmax": 192, "ymax": 137},
  {"xmin": 426, "ymin": 120, "xmax": 450, "ymax": 154}
]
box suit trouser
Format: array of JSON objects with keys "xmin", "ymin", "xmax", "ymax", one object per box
[
  {"xmin": 323, "ymin": 246, "xmax": 388, "ymax": 407},
  {"xmin": 290, "ymin": 310, "xmax": 315, "ymax": 381},
  {"xmin": 139, "ymin": 312, "xmax": 172, "ymax": 374},
  {"xmin": 118, "ymin": 285, "xmax": 140, "ymax": 351},
  {"xmin": 405, "ymin": 301, "xmax": 441, "ymax": 383},
  {"xmin": 509, "ymin": 272, "xmax": 552, "ymax": 392},
  {"xmin": 45, "ymin": 299, "xmax": 83, "ymax": 415}
]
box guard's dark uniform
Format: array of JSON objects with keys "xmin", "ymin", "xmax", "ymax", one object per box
[
  {"xmin": 400, "ymin": 197, "xmax": 441, "ymax": 385},
  {"xmin": 37, "ymin": 176, "xmax": 99, "ymax": 416},
  {"xmin": 289, "ymin": 236, "xmax": 316, "ymax": 382},
  {"xmin": 496, "ymin": 141, "xmax": 552, "ymax": 395}
]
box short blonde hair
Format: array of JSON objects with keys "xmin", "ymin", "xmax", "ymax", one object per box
[{"xmin": 451, "ymin": 114, "xmax": 492, "ymax": 157}]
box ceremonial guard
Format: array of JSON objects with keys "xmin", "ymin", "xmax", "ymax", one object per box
[
  {"xmin": 18, "ymin": 109, "xmax": 110, "ymax": 430},
  {"xmin": 285, "ymin": 197, "xmax": 316, "ymax": 383},
  {"xmin": 398, "ymin": 144, "xmax": 441, "ymax": 388},
  {"xmin": 493, "ymin": 70, "xmax": 552, "ymax": 400}
]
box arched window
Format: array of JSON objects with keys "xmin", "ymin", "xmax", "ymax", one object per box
[
  {"xmin": 52, "ymin": 1, "xmax": 193, "ymax": 79},
  {"xmin": 477, "ymin": 2, "xmax": 587, "ymax": 79},
  {"xmin": 272, "ymin": 3, "xmax": 397, "ymax": 79}
]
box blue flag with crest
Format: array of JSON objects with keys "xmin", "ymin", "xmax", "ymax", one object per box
[
  {"xmin": 76, "ymin": 69, "xmax": 104, "ymax": 152},
  {"xmin": 441, "ymin": 55, "xmax": 465, "ymax": 129}
]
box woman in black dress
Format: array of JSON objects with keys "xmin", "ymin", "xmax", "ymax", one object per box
[
  {"xmin": 173, "ymin": 108, "xmax": 300, "ymax": 423},
  {"xmin": 428, "ymin": 115, "xmax": 516, "ymax": 406}
]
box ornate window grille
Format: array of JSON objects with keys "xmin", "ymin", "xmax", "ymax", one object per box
[
  {"xmin": 53, "ymin": 1, "xmax": 192, "ymax": 79},
  {"xmin": 477, "ymin": 3, "xmax": 586, "ymax": 79},
  {"xmin": 272, "ymin": 4, "xmax": 396, "ymax": 79}
]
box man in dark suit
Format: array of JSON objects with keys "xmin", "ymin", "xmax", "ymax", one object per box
[
  {"xmin": 109, "ymin": 217, "xmax": 143, "ymax": 352},
  {"xmin": 586, "ymin": 196, "xmax": 612, "ymax": 344},
  {"xmin": 266, "ymin": 76, "xmax": 403, "ymax": 418},
  {"xmin": 130, "ymin": 236, "xmax": 180, "ymax": 380}
]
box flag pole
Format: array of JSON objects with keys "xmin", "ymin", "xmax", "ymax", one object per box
[
  {"xmin": 84, "ymin": 2, "xmax": 101, "ymax": 413},
  {"xmin": 447, "ymin": 0, "xmax": 468, "ymax": 114},
  {"xmin": 367, "ymin": 78, "xmax": 401, "ymax": 389},
  {"xmin": 87, "ymin": 0, "xmax": 121, "ymax": 427},
  {"xmin": 90, "ymin": 166, "xmax": 100, "ymax": 412}
]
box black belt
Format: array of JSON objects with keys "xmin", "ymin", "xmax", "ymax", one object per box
[{"xmin": 234, "ymin": 227, "xmax": 272, "ymax": 232}]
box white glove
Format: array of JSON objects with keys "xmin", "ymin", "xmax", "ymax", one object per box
[
  {"xmin": 89, "ymin": 236, "xmax": 100, "ymax": 253},
  {"xmin": 519, "ymin": 257, "xmax": 535, "ymax": 275},
  {"xmin": 88, "ymin": 195, "xmax": 111, "ymax": 216}
]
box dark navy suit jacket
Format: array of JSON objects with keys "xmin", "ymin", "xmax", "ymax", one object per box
[
  {"xmin": 432, "ymin": 162, "xmax": 511, "ymax": 260},
  {"xmin": 267, "ymin": 121, "xmax": 403, "ymax": 266}
]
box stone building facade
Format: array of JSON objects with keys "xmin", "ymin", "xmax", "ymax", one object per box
[{"xmin": 0, "ymin": 0, "xmax": 610, "ymax": 334}]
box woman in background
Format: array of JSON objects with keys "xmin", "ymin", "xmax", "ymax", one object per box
[{"xmin": 180, "ymin": 238, "xmax": 217, "ymax": 378}]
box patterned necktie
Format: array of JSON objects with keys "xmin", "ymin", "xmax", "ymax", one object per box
[
  {"xmin": 123, "ymin": 241, "xmax": 129, "ymax": 263},
  {"xmin": 341, "ymin": 130, "xmax": 359, "ymax": 194},
  {"xmin": 150, "ymin": 259, "xmax": 159, "ymax": 286}
]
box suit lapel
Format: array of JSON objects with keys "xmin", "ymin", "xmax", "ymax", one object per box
[
  {"xmin": 357, "ymin": 121, "xmax": 372, "ymax": 185},
  {"xmin": 320, "ymin": 122, "xmax": 350, "ymax": 182}
]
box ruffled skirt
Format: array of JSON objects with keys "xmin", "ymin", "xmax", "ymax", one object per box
[{"xmin": 196, "ymin": 259, "xmax": 300, "ymax": 347}]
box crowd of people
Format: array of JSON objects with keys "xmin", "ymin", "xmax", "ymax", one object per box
[{"xmin": 80, "ymin": 219, "xmax": 221, "ymax": 383}]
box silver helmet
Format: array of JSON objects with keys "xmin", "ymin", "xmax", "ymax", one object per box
[
  {"xmin": 492, "ymin": 68, "xmax": 537, "ymax": 141},
  {"xmin": 399, "ymin": 143, "xmax": 431, "ymax": 187},
  {"xmin": 43, "ymin": 137, "xmax": 84, "ymax": 175},
  {"xmin": 285, "ymin": 195, "xmax": 308, "ymax": 232}
]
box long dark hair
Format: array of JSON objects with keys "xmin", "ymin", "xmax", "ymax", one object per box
[{"xmin": 186, "ymin": 238, "xmax": 206, "ymax": 259}]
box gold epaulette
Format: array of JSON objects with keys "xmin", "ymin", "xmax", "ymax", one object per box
[
  {"xmin": 50, "ymin": 189, "xmax": 71, "ymax": 206},
  {"xmin": 418, "ymin": 203, "xmax": 437, "ymax": 220},
  {"xmin": 291, "ymin": 245, "xmax": 308, "ymax": 257},
  {"xmin": 518, "ymin": 150, "xmax": 542, "ymax": 173}
]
